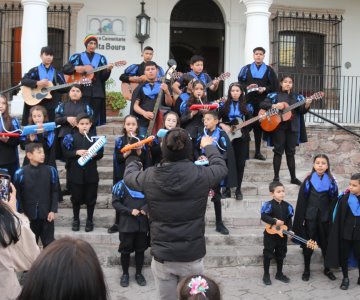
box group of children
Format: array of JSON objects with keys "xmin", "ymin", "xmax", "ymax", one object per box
[
  {"xmin": 261, "ymin": 153, "xmax": 360, "ymax": 290},
  {"xmin": 1, "ymin": 47, "xmax": 360, "ymax": 294}
]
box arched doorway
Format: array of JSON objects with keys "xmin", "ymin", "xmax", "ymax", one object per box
[{"xmin": 170, "ymin": 0, "xmax": 225, "ymax": 99}]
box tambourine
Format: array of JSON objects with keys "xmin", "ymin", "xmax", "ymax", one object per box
[
  {"xmin": 189, "ymin": 103, "xmax": 219, "ymax": 111},
  {"xmin": 120, "ymin": 136, "xmax": 155, "ymax": 153}
]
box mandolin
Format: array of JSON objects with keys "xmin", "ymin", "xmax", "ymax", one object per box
[
  {"xmin": 265, "ymin": 224, "xmax": 318, "ymax": 250},
  {"xmin": 259, "ymin": 91, "xmax": 324, "ymax": 132},
  {"xmin": 65, "ymin": 60, "xmax": 127, "ymax": 83}
]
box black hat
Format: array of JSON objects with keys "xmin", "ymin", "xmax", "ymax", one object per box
[{"xmin": 161, "ymin": 128, "xmax": 192, "ymax": 162}]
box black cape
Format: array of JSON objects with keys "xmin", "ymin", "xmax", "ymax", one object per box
[{"xmin": 293, "ymin": 173, "xmax": 338, "ymax": 240}]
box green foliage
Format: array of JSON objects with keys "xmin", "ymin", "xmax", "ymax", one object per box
[{"xmin": 106, "ymin": 91, "xmax": 127, "ymax": 111}]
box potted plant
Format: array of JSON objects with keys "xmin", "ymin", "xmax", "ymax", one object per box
[{"xmin": 105, "ymin": 78, "xmax": 127, "ymax": 116}]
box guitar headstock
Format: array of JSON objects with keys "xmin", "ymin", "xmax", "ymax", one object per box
[
  {"xmin": 171, "ymin": 71, "xmax": 182, "ymax": 80},
  {"xmin": 310, "ymin": 91, "xmax": 324, "ymax": 101},
  {"xmin": 113, "ymin": 60, "xmax": 127, "ymax": 67},
  {"xmin": 216, "ymin": 72, "xmax": 231, "ymax": 81},
  {"xmin": 306, "ymin": 239, "xmax": 318, "ymax": 250},
  {"xmin": 78, "ymin": 78, "xmax": 92, "ymax": 86}
]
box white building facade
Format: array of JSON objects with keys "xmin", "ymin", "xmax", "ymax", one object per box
[{"xmin": 1, "ymin": 0, "xmax": 359, "ymax": 122}]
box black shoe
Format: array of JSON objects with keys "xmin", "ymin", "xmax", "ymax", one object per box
[
  {"xmin": 85, "ymin": 220, "xmax": 94, "ymax": 232},
  {"xmin": 263, "ymin": 274, "xmax": 272, "ymax": 285},
  {"xmin": 302, "ymin": 271, "xmax": 310, "ymax": 281},
  {"xmin": 120, "ymin": 274, "xmax": 129, "ymax": 287},
  {"xmin": 254, "ymin": 153, "xmax": 266, "ymax": 161},
  {"xmin": 107, "ymin": 224, "xmax": 118, "ymax": 234},
  {"xmin": 290, "ymin": 178, "xmax": 302, "ymax": 186},
  {"xmin": 221, "ymin": 188, "xmax": 231, "ymax": 199},
  {"xmin": 135, "ymin": 273, "xmax": 147, "ymax": 286},
  {"xmin": 324, "ymin": 269, "xmax": 336, "ymax": 281},
  {"xmin": 72, "ymin": 219, "xmax": 80, "ymax": 231},
  {"xmin": 235, "ymin": 189, "xmax": 243, "ymax": 201},
  {"xmin": 273, "ymin": 177, "xmax": 280, "ymax": 182},
  {"xmin": 216, "ymin": 222, "xmax": 229, "ymax": 235},
  {"xmin": 61, "ymin": 189, "xmax": 71, "ymax": 196},
  {"xmin": 340, "ymin": 277, "xmax": 349, "ymax": 290},
  {"xmin": 275, "ymin": 273, "xmax": 290, "ymax": 283}
]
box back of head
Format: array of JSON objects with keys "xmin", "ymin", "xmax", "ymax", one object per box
[
  {"xmin": 178, "ymin": 275, "xmax": 221, "ymax": 300},
  {"xmin": 161, "ymin": 128, "xmax": 193, "ymax": 162},
  {"xmin": 18, "ymin": 238, "xmax": 107, "ymax": 300},
  {"xmin": 0, "ymin": 201, "xmax": 19, "ymax": 248}
]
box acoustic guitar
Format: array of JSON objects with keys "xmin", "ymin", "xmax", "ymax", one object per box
[
  {"xmin": 121, "ymin": 82, "xmax": 140, "ymax": 100},
  {"xmin": 65, "ymin": 60, "xmax": 127, "ymax": 83},
  {"xmin": 172, "ymin": 72, "xmax": 231, "ymax": 100},
  {"xmin": 227, "ymin": 108, "xmax": 279, "ymax": 141},
  {"xmin": 259, "ymin": 91, "xmax": 324, "ymax": 132},
  {"xmin": 265, "ymin": 224, "xmax": 318, "ymax": 250},
  {"xmin": 21, "ymin": 78, "xmax": 91, "ymax": 106}
]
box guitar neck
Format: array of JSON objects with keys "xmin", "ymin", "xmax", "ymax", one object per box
[
  {"xmin": 282, "ymin": 230, "xmax": 308, "ymax": 245},
  {"xmin": 47, "ymin": 82, "xmax": 76, "ymax": 92},
  {"xmin": 282, "ymin": 99, "xmax": 307, "ymax": 114},
  {"xmin": 88, "ymin": 64, "xmax": 111, "ymax": 74}
]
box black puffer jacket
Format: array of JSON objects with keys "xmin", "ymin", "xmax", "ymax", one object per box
[{"xmin": 124, "ymin": 145, "xmax": 227, "ymax": 262}]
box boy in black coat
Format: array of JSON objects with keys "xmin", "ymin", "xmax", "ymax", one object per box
[
  {"xmin": 112, "ymin": 178, "xmax": 149, "ymax": 288},
  {"xmin": 14, "ymin": 143, "xmax": 58, "ymax": 247},
  {"xmin": 261, "ymin": 181, "xmax": 294, "ymax": 285},
  {"xmin": 61, "ymin": 113, "xmax": 103, "ymax": 232},
  {"xmin": 197, "ymin": 111, "xmax": 237, "ymax": 235},
  {"xmin": 325, "ymin": 173, "xmax": 360, "ymax": 290}
]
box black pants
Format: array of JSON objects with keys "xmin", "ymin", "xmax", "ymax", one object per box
[
  {"xmin": 232, "ymin": 137, "xmax": 249, "ymax": 189},
  {"xmin": 70, "ymin": 182, "xmax": 98, "ymax": 206},
  {"xmin": 263, "ymin": 232, "xmax": 288, "ymax": 260},
  {"xmin": 30, "ymin": 219, "xmax": 55, "ymax": 247},
  {"xmin": 341, "ymin": 239, "xmax": 360, "ymax": 278},
  {"xmin": 118, "ymin": 232, "xmax": 149, "ymax": 254},
  {"xmin": 271, "ymin": 123, "xmax": 298, "ymax": 180},
  {"xmin": 303, "ymin": 218, "xmax": 330, "ymax": 269},
  {"xmin": 85, "ymin": 96, "xmax": 105, "ymax": 126}
]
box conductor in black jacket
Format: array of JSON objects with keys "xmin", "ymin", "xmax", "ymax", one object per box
[{"xmin": 124, "ymin": 128, "xmax": 227, "ymax": 300}]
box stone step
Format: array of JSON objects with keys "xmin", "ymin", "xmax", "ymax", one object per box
[
  {"xmin": 55, "ymin": 226, "xmax": 266, "ymax": 247},
  {"xmin": 88, "ymin": 243, "xmax": 323, "ymax": 268}
]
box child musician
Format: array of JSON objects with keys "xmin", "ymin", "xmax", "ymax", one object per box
[
  {"xmin": 14, "ymin": 143, "xmax": 58, "ymax": 247},
  {"xmin": 0, "ymin": 94, "xmax": 20, "ymax": 181},
  {"xmin": 197, "ymin": 111, "xmax": 237, "ymax": 235},
  {"xmin": 219, "ymin": 82, "xmax": 253, "ymax": 200},
  {"xmin": 55, "ymin": 84, "xmax": 93, "ymax": 195},
  {"xmin": 61, "ymin": 113, "xmax": 103, "ymax": 232},
  {"xmin": 108, "ymin": 115, "xmax": 146, "ymax": 234},
  {"xmin": 172, "ymin": 54, "xmax": 219, "ymax": 97},
  {"xmin": 293, "ymin": 154, "xmax": 338, "ymax": 282},
  {"xmin": 150, "ymin": 111, "xmax": 180, "ymax": 166},
  {"xmin": 325, "ymin": 173, "xmax": 360, "ymax": 290},
  {"xmin": 259, "ymin": 75, "xmax": 312, "ymax": 185},
  {"xmin": 174, "ymin": 74, "xmax": 194, "ymax": 116},
  {"xmin": 20, "ymin": 105, "xmax": 56, "ymax": 167},
  {"xmin": 261, "ymin": 181, "xmax": 294, "ymax": 285},
  {"xmin": 180, "ymin": 80, "xmax": 208, "ymax": 160},
  {"xmin": 112, "ymin": 178, "xmax": 149, "ymax": 287}
]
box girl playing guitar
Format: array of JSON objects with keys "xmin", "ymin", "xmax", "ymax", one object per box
[{"xmin": 259, "ymin": 75, "xmax": 312, "ymax": 185}]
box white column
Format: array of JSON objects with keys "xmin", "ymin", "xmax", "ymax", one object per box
[
  {"xmin": 241, "ymin": 0, "xmax": 272, "ymax": 64},
  {"xmin": 21, "ymin": 0, "xmax": 49, "ymax": 74},
  {"xmin": 12, "ymin": 0, "xmax": 49, "ymax": 116}
]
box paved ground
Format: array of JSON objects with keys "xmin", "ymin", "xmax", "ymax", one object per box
[{"xmin": 103, "ymin": 264, "xmax": 360, "ymax": 300}]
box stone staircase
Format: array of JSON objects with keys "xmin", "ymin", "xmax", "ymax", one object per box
[{"xmin": 23, "ymin": 118, "xmax": 349, "ymax": 269}]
